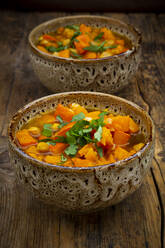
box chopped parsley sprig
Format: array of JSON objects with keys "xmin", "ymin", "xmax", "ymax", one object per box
[
  {"xmin": 94, "ymin": 32, "xmax": 104, "ymax": 41},
  {"xmin": 40, "ymin": 111, "xmax": 109, "ymax": 158},
  {"xmin": 70, "ymin": 31, "xmax": 82, "ymax": 48},
  {"xmin": 84, "ymin": 41, "xmax": 117, "ymax": 53},
  {"xmin": 65, "ymin": 25, "xmax": 80, "ymax": 31}
]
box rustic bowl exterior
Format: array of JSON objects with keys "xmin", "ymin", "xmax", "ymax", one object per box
[
  {"xmin": 8, "ymin": 92, "xmax": 154, "ymax": 213},
  {"xmin": 28, "ymin": 16, "xmax": 141, "ymax": 93}
]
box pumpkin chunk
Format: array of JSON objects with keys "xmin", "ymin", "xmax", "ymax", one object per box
[
  {"xmin": 114, "ymin": 146, "xmax": 130, "ymax": 161},
  {"xmin": 44, "ymin": 155, "xmax": 61, "ymax": 164},
  {"xmin": 113, "ymin": 131, "xmax": 130, "ymax": 145},
  {"xmin": 55, "ymin": 122, "xmax": 75, "ymax": 136},
  {"xmin": 49, "ymin": 143, "xmax": 68, "ymax": 154},
  {"xmin": 16, "ymin": 129, "xmax": 37, "ymax": 146},
  {"xmin": 133, "ymin": 143, "xmax": 144, "ymax": 151},
  {"xmin": 100, "ymin": 127, "xmax": 113, "ymax": 147},
  {"xmin": 129, "ymin": 118, "xmax": 139, "ymax": 133},
  {"xmin": 54, "ymin": 104, "xmax": 74, "ymax": 122},
  {"xmin": 69, "ymin": 103, "xmax": 88, "ymax": 115},
  {"xmin": 112, "ymin": 115, "xmax": 130, "ymax": 132},
  {"xmin": 72, "ymin": 158, "xmax": 94, "ymax": 167},
  {"xmin": 74, "ymin": 34, "xmax": 91, "ymax": 54}
]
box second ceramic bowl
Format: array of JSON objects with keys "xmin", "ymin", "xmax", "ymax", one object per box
[{"xmin": 28, "ymin": 15, "xmax": 141, "ymax": 93}]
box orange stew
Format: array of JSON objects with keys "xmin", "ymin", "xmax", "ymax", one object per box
[
  {"xmin": 16, "ymin": 103, "xmax": 145, "ymax": 167},
  {"xmin": 37, "ymin": 24, "xmax": 132, "ymax": 59}
]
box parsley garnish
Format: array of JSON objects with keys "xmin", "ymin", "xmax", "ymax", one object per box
[
  {"xmin": 46, "ymin": 45, "xmax": 68, "ymax": 53},
  {"xmin": 72, "ymin": 112, "xmax": 85, "ymax": 122},
  {"xmin": 103, "ymin": 44, "xmax": 117, "ymax": 49},
  {"xmin": 84, "ymin": 42, "xmax": 117, "ymax": 53},
  {"xmin": 94, "ymin": 126, "xmax": 102, "ymax": 142},
  {"xmin": 38, "ymin": 138, "xmax": 56, "ymax": 144},
  {"xmin": 70, "ymin": 51, "xmax": 82, "ymax": 59},
  {"xmin": 66, "ymin": 132, "xmax": 77, "ymax": 145},
  {"xmin": 70, "ymin": 31, "xmax": 81, "ymax": 48},
  {"xmin": 94, "ymin": 32, "xmax": 104, "ymax": 41},
  {"xmin": 42, "ymin": 124, "xmax": 52, "ymax": 137},
  {"xmin": 65, "ymin": 144, "xmax": 78, "ymax": 156},
  {"xmin": 56, "ymin": 115, "xmax": 63, "ymax": 123},
  {"xmin": 57, "ymin": 41, "xmax": 63, "ymax": 47},
  {"xmin": 61, "ymin": 154, "xmax": 67, "ymax": 162},
  {"xmin": 65, "ymin": 25, "xmax": 80, "ymax": 31},
  {"xmin": 84, "ymin": 41, "xmax": 106, "ymax": 53},
  {"xmin": 40, "ymin": 110, "xmax": 109, "ymax": 158},
  {"xmin": 96, "ymin": 145, "xmax": 103, "ymax": 158},
  {"xmin": 56, "ymin": 115, "xmax": 68, "ymax": 129}
]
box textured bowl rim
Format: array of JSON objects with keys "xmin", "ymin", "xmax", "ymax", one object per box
[
  {"xmin": 8, "ymin": 91, "xmax": 154, "ymax": 173},
  {"xmin": 28, "ymin": 15, "xmax": 142, "ymax": 63}
]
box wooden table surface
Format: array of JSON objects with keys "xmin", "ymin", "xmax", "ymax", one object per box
[{"xmin": 0, "ymin": 11, "xmax": 165, "ymax": 248}]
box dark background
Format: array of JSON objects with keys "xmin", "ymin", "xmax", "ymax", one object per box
[{"xmin": 2, "ymin": 0, "xmax": 165, "ymax": 12}]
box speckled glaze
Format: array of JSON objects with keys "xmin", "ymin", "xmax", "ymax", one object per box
[
  {"xmin": 28, "ymin": 16, "xmax": 141, "ymax": 93},
  {"xmin": 8, "ymin": 92, "xmax": 154, "ymax": 213}
]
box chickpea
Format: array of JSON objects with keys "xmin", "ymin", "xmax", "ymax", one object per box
[
  {"xmin": 28, "ymin": 127, "xmax": 40, "ymax": 136},
  {"xmin": 53, "ymin": 52, "xmax": 59, "ymax": 56},
  {"xmin": 38, "ymin": 36, "xmax": 43, "ymax": 41},
  {"xmin": 105, "ymin": 40, "xmax": 115, "ymax": 46},
  {"xmin": 99, "ymin": 51, "xmax": 113, "ymax": 58},
  {"xmin": 63, "ymin": 39, "xmax": 70, "ymax": 46},
  {"xmin": 37, "ymin": 142, "xmax": 49, "ymax": 153},
  {"xmin": 69, "ymin": 48, "xmax": 77, "ymax": 54},
  {"xmin": 40, "ymin": 39, "xmax": 49, "ymax": 45},
  {"xmin": 51, "ymin": 123, "xmax": 59, "ymax": 131},
  {"xmin": 63, "ymin": 28, "xmax": 74, "ymax": 38}
]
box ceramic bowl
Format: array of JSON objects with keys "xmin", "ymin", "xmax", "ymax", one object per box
[
  {"xmin": 8, "ymin": 92, "xmax": 154, "ymax": 213},
  {"xmin": 28, "ymin": 15, "xmax": 141, "ymax": 93}
]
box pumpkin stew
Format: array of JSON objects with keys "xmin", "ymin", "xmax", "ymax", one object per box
[
  {"xmin": 36, "ymin": 24, "xmax": 132, "ymax": 59},
  {"xmin": 16, "ymin": 103, "xmax": 145, "ymax": 167}
]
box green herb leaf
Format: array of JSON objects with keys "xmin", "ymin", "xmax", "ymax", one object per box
[
  {"xmin": 46, "ymin": 45, "xmax": 68, "ymax": 53},
  {"xmin": 97, "ymin": 111, "xmax": 108, "ymax": 126},
  {"xmin": 84, "ymin": 42, "xmax": 117, "ymax": 53},
  {"xmin": 56, "ymin": 115, "xmax": 64, "ymax": 124},
  {"xmin": 70, "ymin": 51, "xmax": 82, "ymax": 59},
  {"xmin": 65, "ymin": 25, "xmax": 80, "ymax": 31},
  {"xmin": 99, "ymin": 111, "xmax": 108, "ymax": 118},
  {"xmin": 57, "ymin": 41, "xmax": 63, "ymax": 47},
  {"xmin": 38, "ymin": 138, "xmax": 56, "ymax": 143},
  {"xmin": 84, "ymin": 41, "xmax": 106, "ymax": 52},
  {"xmin": 74, "ymin": 38, "xmax": 79, "ymax": 42},
  {"xmin": 61, "ymin": 154, "xmax": 67, "ymax": 162},
  {"xmin": 47, "ymin": 141, "xmax": 56, "ymax": 145},
  {"xmin": 94, "ymin": 126, "xmax": 102, "ymax": 142},
  {"xmin": 82, "ymin": 127, "xmax": 92, "ymax": 133},
  {"xmin": 103, "ymin": 44, "xmax": 117, "ymax": 49},
  {"xmin": 70, "ymin": 31, "xmax": 81, "ymax": 48},
  {"xmin": 70, "ymin": 120, "xmax": 89, "ymax": 133},
  {"xmin": 66, "ymin": 132, "xmax": 77, "ymax": 145},
  {"xmin": 94, "ymin": 32, "xmax": 104, "ymax": 41},
  {"xmin": 42, "ymin": 124, "xmax": 52, "ymax": 137},
  {"xmin": 55, "ymin": 136, "xmax": 67, "ymax": 143},
  {"xmin": 71, "ymin": 31, "xmax": 81, "ymax": 41},
  {"xmin": 84, "ymin": 135, "xmax": 95, "ymax": 143},
  {"xmin": 72, "ymin": 112, "xmax": 85, "ymax": 122},
  {"xmin": 56, "ymin": 115, "xmax": 68, "ymax": 129},
  {"xmin": 65, "ymin": 144, "xmax": 78, "ymax": 156},
  {"xmin": 96, "ymin": 145, "xmax": 103, "ymax": 157},
  {"xmin": 77, "ymin": 137, "xmax": 86, "ymax": 147}
]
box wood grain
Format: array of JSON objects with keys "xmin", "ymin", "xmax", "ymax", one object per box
[{"xmin": 0, "ymin": 11, "xmax": 164, "ymax": 248}]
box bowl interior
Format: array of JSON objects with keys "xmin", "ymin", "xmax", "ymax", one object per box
[
  {"xmin": 29, "ymin": 15, "xmax": 141, "ymax": 62},
  {"xmin": 8, "ymin": 92, "xmax": 153, "ymax": 170}
]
